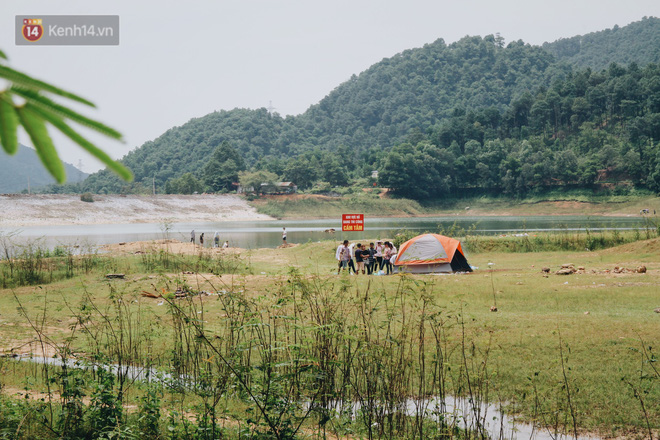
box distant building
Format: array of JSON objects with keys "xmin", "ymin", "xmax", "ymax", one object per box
[
  {"xmin": 371, "ymin": 170, "xmax": 379, "ymax": 179},
  {"xmin": 277, "ymin": 182, "xmax": 297, "ymax": 194},
  {"xmin": 238, "ymin": 181, "xmax": 297, "ymax": 195},
  {"xmin": 236, "ymin": 184, "xmax": 254, "ymax": 194}
]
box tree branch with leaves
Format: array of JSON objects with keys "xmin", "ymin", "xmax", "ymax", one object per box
[{"xmin": 0, "ymin": 49, "xmax": 132, "ymax": 183}]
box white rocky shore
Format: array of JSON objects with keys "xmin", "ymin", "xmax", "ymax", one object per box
[{"xmin": 0, "ymin": 194, "xmax": 273, "ymax": 226}]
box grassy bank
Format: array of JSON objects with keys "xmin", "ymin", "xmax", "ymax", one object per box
[
  {"xmin": 0, "ymin": 236, "xmax": 658, "ymax": 439},
  {"xmin": 390, "ymin": 224, "xmax": 660, "ymax": 253},
  {"xmin": 249, "ymin": 190, "xmax": 660, "ymax": 219},
  {"xmin": 252, "ymin": 192, "xmax": 427, "ymax": 219}
]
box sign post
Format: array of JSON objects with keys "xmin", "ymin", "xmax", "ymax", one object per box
[{"xmin": 342, "ymin": 214, "xmax": 364, "ymax": 232}]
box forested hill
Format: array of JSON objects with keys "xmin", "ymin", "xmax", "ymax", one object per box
[
  {"xmin": 79, "ymin": 17, "xmax": 660, "ymax": 195},
  {"xmin": 0, "ymin": 145, "xmax": 87, "ymax": 193},
  {"xmin": 292, "ymin": 36, "xmax": 563, "ymax": 150},
  {"xmin": 542, "ymin": 16, "xmax": 660, "ymax": 71},
  {"xmin": 81, "ymin": 36, "xmax": 567, "ymax": 193}
]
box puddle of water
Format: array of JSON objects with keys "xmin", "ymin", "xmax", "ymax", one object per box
[
  {"xmin": 324, "ymin": 397, "xmax": 599, "ymax": 440},
  {"xmin": 11, "ymin": 354, "xmax": 191, "ymax": 388},
  {"xmin": 13, "ymin": 355, "xmax": 600, "ymax": 440}
]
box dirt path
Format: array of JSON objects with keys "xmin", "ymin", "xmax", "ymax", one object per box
[{"xmin": 0, "ymin": 194, "xmax": 273, "ymax": 226}]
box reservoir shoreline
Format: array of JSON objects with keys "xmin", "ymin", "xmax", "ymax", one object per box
[{"xmin": 0, "ymin": 194, "xmax": 273, "ymax": 227}]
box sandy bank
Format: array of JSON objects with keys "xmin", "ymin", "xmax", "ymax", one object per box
[
  {"xmin": 0, "ymin": 194, "xmax": 273, "ymax": 226},
  {"xmin": 101, "ymin": 239, "xmax": 299, "ymax": 256}
]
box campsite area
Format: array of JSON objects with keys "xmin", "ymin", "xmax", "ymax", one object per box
[{"xmin": 0, "ymin": 230, "xmax": 658, "ymax": 439}]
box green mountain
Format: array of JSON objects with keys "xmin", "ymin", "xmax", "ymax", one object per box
[
  {"xmin": 0, "ymin": 145, "xmax": 87, "ymax": 193},
  {"xmin": 83, "ymin": 36, "xmax": 568, "ymax": 193},
  {"xmin": 80, "ymin": 17, "xmax": 660, "ymax": 197},
  {"xmin": 542, "ymin": 16, "xmax": 660, "ymax": 71},
  {"xmin": 379, "ymin": 62, "xmax": 660, "ymax": 198}
]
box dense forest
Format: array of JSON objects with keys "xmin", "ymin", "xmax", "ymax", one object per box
[
  {"xmin": 380, "ymin": 63, "xmax": 660, "ymax": 198},
  {"xmin": 543, "ymin": 16, "xmax": 660, "ymax": 71},
  {"xmin": 65, "ymin": 17, "xmax": 660, "ymax": 199}
]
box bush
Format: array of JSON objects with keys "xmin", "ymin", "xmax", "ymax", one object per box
[
  {"xmin": 392, "ymin": 229, "xmax": 422, "ymax": 248},
  {"xmin": 80, "ymin": 192, "xmax": 94, "ymax": 203}
]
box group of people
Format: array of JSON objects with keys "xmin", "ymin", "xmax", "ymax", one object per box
[
  {"xmin": 190, "ymin": 230, "xmax": 229, "ymax": 248},
  {"xmin": 335, "ymin": 240, "xmax": 397, "ymax": 275}
]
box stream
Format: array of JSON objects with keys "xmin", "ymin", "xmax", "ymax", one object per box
[{"xmin": 12, "ymin": 355, "xmax": 600, "ymax": 440}]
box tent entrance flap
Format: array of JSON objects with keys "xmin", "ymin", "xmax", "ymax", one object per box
[{"xmin": 450, "ymin": 251, "xmax": 472, "ymax": 272}]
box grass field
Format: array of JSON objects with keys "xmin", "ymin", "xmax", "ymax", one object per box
[{"xmin": 0, "ymin": 235, "xmax": 658, "ymax": 439}]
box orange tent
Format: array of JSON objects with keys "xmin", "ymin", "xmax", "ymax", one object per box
[{"xmin": 393, "ymin": 233, "xmax": 472, "ymax": 273}]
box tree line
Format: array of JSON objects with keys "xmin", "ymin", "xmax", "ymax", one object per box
[{"xmin": 45, "ymin": 18, "xmax": 660, "ymax": 199}]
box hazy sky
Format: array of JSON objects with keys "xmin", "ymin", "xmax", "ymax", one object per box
[{"xmin": 3, "ymin": 0, "xmax": 660, "ymax": 172}]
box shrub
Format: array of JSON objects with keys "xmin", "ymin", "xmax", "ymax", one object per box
[{"xmin": 80, "ymin": 192, "xmax": 94, "ymax": 203}]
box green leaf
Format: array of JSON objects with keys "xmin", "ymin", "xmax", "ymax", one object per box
[
  {"xmin": 0, "ymin": 50, "xmax": 7, "ymax": 61},
  {"xmin": 31, "ymin": 106, "xmax": 133, "ymax": 181},
  {"xmin": 0, "ymin": 94, "xmax": 19, "ymax": 154},
  {"xmin": 16, "ymin": 105, "xmax": 66, "ymax": 183},
  {"xmin": 12, "ymin": 87, "xmax": 122, "ymax": 140},
  {"xmin": 0, "ymin": 65, "xmax": 94, "ymax": 107}
]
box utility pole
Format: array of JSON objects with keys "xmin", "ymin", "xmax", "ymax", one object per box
[
  {"xmin": 27, "ymin": 176, "xmax": 30, "ymax": 194},
  {"xmin": 153, "ymin": 177, "xmax": 156, "ymax": 196}
]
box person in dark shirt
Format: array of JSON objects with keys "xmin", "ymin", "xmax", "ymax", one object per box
[
  {"xmin": 366, "ymin": 242, "xmax": 376, "ymax": 274},
  {"xmin": 354, "ymin": 243, "xmax": 365, "ymax": 275}
]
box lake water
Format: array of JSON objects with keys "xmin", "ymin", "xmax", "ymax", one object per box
[{"xmin": 0, "ymin": 215, "xmax": 650, "ymax": 251}]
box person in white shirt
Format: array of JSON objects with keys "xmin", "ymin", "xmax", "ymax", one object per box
[
  {"xmin": 336, "ymin": 240, "xmax": 349, "ymax": 274},
  {"xmin": 375, "ymin": 240, "xmax": 384, "ymax": 271},
  {"xmin": 347, "ymin": 242, "xmax": 356, "ymax": 274}
]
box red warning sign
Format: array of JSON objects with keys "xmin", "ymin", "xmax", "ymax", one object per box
[{"xmin": 342, "ymin": 214, "xmax": 364, "ymax": 232}]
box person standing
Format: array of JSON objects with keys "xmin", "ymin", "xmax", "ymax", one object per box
[
  {"xmin": 213, "ymin": 231, "xmax": 220, "ymax": 248},
  {"xmin": 375, "ymin": 241, "xmax": 383, "ymax": 271},
  {"xmin": 282, "ymin": 227, "xmax": 287, "ymax": 244},
  {"xmin": 336, "ymin": 240, "xmax": 349, "ymax": 274},
  {"xmin": 383, "ymin": 242, "xmax": 393, "ymax": 275},
  {"xmin": 347, "ymin": 242, "xmax": 356, "ymax": 274},
  {"xmin": 366, "ymin": 242, "xmax": 376, "ymax": 275},
  {"xmin": 199, "ymin": 233, "xmax": 204, "ymax": 246},
  {"xmin": 354, "ymin": 244, "xmax": 365, "ymax": 275},
  {"xmin": 339, "ymin": 240, "xmax": 351, "ymax": 273},
  {"xmin": 190, "ymin": 229, "xmax": 195, "ymax": 244}
]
